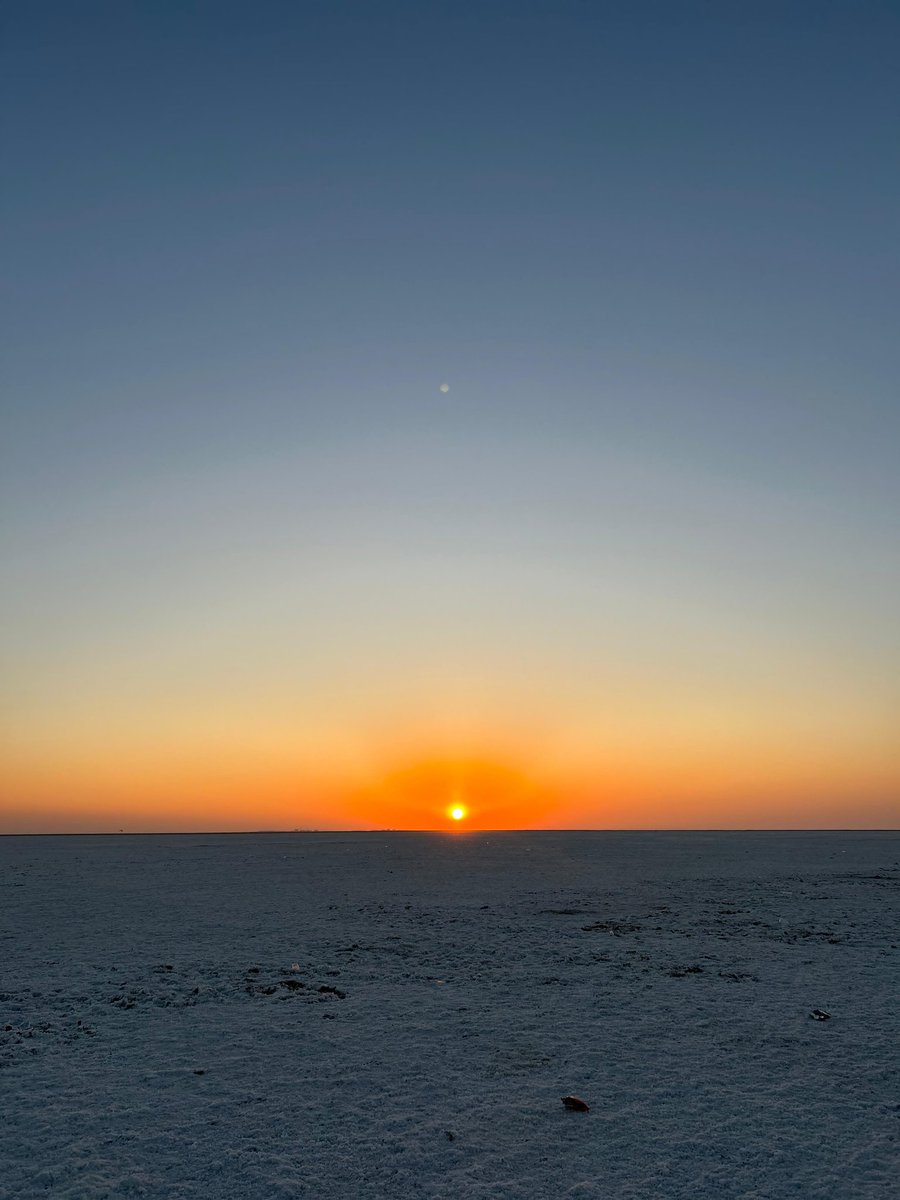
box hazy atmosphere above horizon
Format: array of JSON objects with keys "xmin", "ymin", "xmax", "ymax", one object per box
[{"xmin": 2, "ymin": 1, "xmax": 898, "ymax": 833}]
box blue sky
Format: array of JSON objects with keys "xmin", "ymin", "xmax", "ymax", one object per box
[{"xmin": 2, "ymin": 2, "xmax": 898, "ymax": 829}]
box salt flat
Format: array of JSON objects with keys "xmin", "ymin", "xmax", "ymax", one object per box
[{"xmin": 1, "ymin": 831, "xmax": 898, "ymax": 1198}]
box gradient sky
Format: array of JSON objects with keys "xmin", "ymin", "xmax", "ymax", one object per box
[{"xmin": 2, "ymin": 1, "xmax": 898, "ymax": 832}]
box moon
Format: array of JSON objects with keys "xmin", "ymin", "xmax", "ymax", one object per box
[{"xmin": 439, "ymin": 383, "xmax": 450, "ymax": 393}]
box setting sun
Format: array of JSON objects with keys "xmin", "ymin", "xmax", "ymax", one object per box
[{"xmin": 343, "ymin": 757, "xmax": 553, "ymax": 830}]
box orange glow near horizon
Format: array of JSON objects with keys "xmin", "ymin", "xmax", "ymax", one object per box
[
  {"xmin": 2, "ymin": 719, "xmax": 899, "ymax": 833},
  {"xmin": 344, "ymin": 757, "xmax": 556, "ymax": 831}
]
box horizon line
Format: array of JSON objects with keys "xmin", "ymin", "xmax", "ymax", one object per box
[{"xmin": 2, "ymin": 827, "xmax": 898, "ymax": 837}]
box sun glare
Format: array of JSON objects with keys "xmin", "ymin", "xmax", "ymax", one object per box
[{"xmin": 346, "ymin": 757, "xmax": 549, "ymax": 830}]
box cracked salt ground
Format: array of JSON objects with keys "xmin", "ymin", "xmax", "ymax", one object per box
[{"xmin": 1, "ymin": 831, "xmax": 898, "ymax": 1198}]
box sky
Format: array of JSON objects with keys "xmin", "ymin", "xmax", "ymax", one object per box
[{"xmin": 2, "ymin": 0, "xmax": 898, "ymax": 832}]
